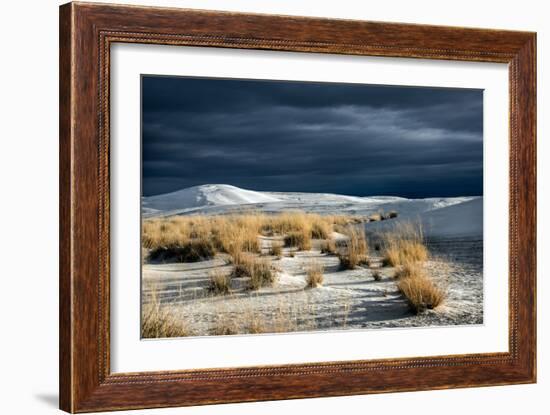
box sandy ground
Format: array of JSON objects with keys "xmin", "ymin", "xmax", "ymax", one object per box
[{"xmin": 142, "ymin": 236, "xmax": 483, "ymax": 337}]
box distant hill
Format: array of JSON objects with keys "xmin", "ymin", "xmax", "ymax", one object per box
[{"xmin": 142, "ymin": 184, "xmax": 482, "ymax": 237}]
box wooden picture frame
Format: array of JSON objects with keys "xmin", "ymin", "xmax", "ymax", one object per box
[{"xmin": 59, "ymin": 2, "xmax": 536, "ymax": 412}]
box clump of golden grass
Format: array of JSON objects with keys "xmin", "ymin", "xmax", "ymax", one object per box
[
  {"xmin": 261, "ymin": 211, "xmax": 308, "ymax": 235},
  {"xmin": 141, "ymin": 304, "xmax": 191, "ymax": 338},
  {"xmin": 383, "ymin": 240, "xmax": 428, "ymax": 267},
  {"xmin": 211, "ymin": 217, "xmax": 260, "ymax": 255},
  {"xmin": 262, "ymin": 211, "xmax": 334, "ymax": 239},
  {"xmin": 207, "ymin": 269, "xmax": 232, "ymax": 295},
  {"xmin": 143, "ymin": 212, "xmax": 367, "ymax": 264},
  {"xmin": 394, "ymin": 260, "xmax": 426, "ymax": 280},
  {"xmin": 310, "ymin": 216, "xmax": 331, "ymax": 239},
  {"xmin": 226, "ymin": 244, "xmax": 244, "ymax": 265},
  {"xmin": 142, "ymin": 222, "xmax": 187, "ymax": 250},
  {"xmin": 148, "ymin": 238, "xmax": 216, "ymax": 263},
  {"xmin": 338, "ymin": 226, "xmax": 369, "ymax": 270},
  {"xmin": 269, "ymin": 243, "xmax": 283, "ymax": 257},
  {"xmin": 231, "ymin": 253, "xmax": 255, "ymax": 276},
  {"xmin": 389, "ymin": 251, "xmax": 446, "ymax": 313},
  {"xmin": 305, "ymin": 261, "xmax": 324, "ymax": 288},
  {"xmin": 320, "ymin": 238, "xmax": 337, "ymax": 254},
  {"xmin": 231, "ymin": 255, "xmax": 277, "ymax": 290},
  {"xmin": 284, "ymin": 229, "xmax": 312, "ymax": 251},
  {"xmin": 142, "ymin": 212, "xmax": 383, "ymax": 266},
  {"xmin": 141, "ymin": 290, "xmax": 192, "ymax": 338},
  {"xmin": 382, "ymin": 223, "xmax": 428, "ymax": 267},
  {"xmin": 397, "ymin": 273, "xmax": 446, "ymax": 313},
  {"xmin": 248, "ymin": 258, "xmax": 277, "ymax": 290}
]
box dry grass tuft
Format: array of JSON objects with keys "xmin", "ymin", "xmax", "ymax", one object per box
[
  {"xmin": 269, "ymin": 243, "xmax": 283, "ymax": 257},
  {"xmin": 231, "ymin": 253, "xmax": 255, "ymax": 277},
  {"xmin": 248, "ymin": 259, "xmax": 277, "ymax": 290},
  {"xmin": 261, "ymin": 211, "xmax": 311, "ymax": 236},
  {"xmin": 148, "ymin": 239, "xmax": 216, "ymax": 263},
  {"xmin": 397, "ymin": 274, "xmax": 446, "ymax": 313},
  {"xmin": 141, "ymin": 291, "xmax": 192, "ymax": 338},
  {"xmin": 383, "ymin": 241, "xmax": 428, "ymax": 267},
  {"xmin": 212, "ymin": 218, "xmax": 260, "ymax": 256},
  {"xmin": 231, "ymin": 255, "xmax": 277, "ymax": 290},
  {"xmin": 207, "ymin": 269, "xmax": 232, "ymax": 295},
  {"xmin": 382, "ymin": 223, "xmax": 428, "ymax": 267},
  {"xmin": 394, "ymin": 261, "xmax": 426, "ymax": 280},
  {"xmin": 310, "ymin": 216, "xmax": 331, "ymax": 239},
  {"xmin": 226, "ymin": 244, "xmax": 244, "ymax": 265},
  {"xmin": 338, "ymin": 226, "xmax": 369, "ymax": 270},
  {"xmin": 390, "ymin": 255, "xmax": 446, "ymax": 313},
  {"xmin": 305, "ymin": 261, "xmax": 324, "ymax": 288},
  {"xmin": 320, "ymin": 238, "xmax": 337, "ymax": 255},
  {"xmin": 284, "ymin": 230, "xmax": 312, "ymax": 251},
  {"xmin": 372, "ymin": 270, "xmax": 382, "ymax": 281}
]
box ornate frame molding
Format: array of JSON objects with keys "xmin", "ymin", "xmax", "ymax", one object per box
[{"xmin": 60, "ymin": 2, "xmax": 536, "ymax": 412}]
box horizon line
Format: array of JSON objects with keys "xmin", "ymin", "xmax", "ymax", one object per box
[{"xmin": 142, "ymin": 183, "xmax": 483, "ymax": 200}]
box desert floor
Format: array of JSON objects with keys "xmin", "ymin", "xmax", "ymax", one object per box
[{"xmin": 142, "ymin": 234, "xmax": 482, "ymax": 337}]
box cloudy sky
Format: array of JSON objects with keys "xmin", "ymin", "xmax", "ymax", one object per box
[{"xmin": 142, "ymin": 76, "xmax": 483, "ymax": 198}]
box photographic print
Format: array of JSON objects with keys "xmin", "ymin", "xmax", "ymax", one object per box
[{"xmin": 140, "ymin": 76, "xmax": 483, "ymax": 339}]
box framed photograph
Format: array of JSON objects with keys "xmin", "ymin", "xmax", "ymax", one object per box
[{"xmin": 59, "ymin": 2, "xmax": 536, "ymax": 412}]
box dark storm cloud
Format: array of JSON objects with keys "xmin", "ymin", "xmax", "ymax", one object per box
[{"xmin": 142, "ymin": 76, "xmax": 483, "ymax": 198}]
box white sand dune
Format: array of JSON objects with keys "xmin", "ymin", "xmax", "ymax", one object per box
[
  {"xmin": 142, "ymin": 184, "xmax": 282, "ymax": 215},
  {"xmin": 365, "ymin": 197, "xmax": 482, "ymax": 238},
  {"xmin": 421, "ymin": 197, "xmax": 482, "ymax": 237},
  {"xmin": 142, "ymin": 184, "xmax": 480, "ymax": 228}
]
